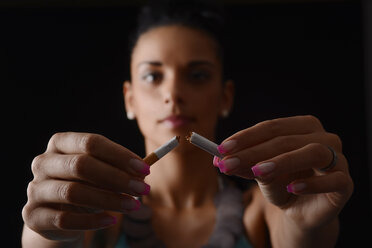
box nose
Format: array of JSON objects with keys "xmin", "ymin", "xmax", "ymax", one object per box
[{"xmin": 162, "ymin": 72, "xmax": 186, "ymax": 105}]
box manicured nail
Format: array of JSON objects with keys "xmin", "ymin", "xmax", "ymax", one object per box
[
  {"xmin": 122, "ymin": 198, "xmax": 141, "ymax": 211},
  {"xmin": 129, "ymin": 159, "xmax": 150, "ymax": 175},
  {"xmin": 251, "ymin": 162, "xmax": 276, "ymax": 177},
  {"xmin": 213, "ymin": 156, "xmax": 221, "ymax": 167},
  {"xmin": 128, "ymin": 180, "xmax": 151, "ymax": 195},
  {"xmin": 218, "ymin": 157, "xmax": 240, "ymax": 173},
  {"xmin": 217, "ymin": 140, "xmax": 237, "ymax": 155},
  {"xmin": 287, "ymin": 182, "xmax": 306, "ymax": 193},
  {"xmin": 100, "ymin": 216, "xmax": 117, "ymax": 226}
]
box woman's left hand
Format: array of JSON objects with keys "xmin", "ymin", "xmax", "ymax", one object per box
[{"xmin": 214, "ymin": 115, "xmax": 353, "ymax": 230}]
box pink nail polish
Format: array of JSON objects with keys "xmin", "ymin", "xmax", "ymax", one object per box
[
  {"xmin": 134, "ymin": 199, "xmax": 141, "ymax": 210},
  {"xmin": 251, "ymin": 162, "xmax": 275, "ymax": 177},
  {"xmin": 129, "ymin": 159, "xmax": 150, "ymax": 175},
  {"xmin": 141, "ymin": 166, "xmax": 150, "ymax": 175},
  {"xmin": 286, "ymin": 184, "xmax": 294, "ymax": 193},
  {"xmin": 287, "ymin": 183, "xmax": 306, "ymax": 193},
  {"xmin": 213, "ymin": 156, "xmax": 220, "ymax": 167},
  {"xmin": 218, "ymin": 157, "xmax": 240, "ymax": 173},
  {"xmin": 128, "ymin": 180, "xmax": 151, "ymax": 195},
  {"xmin": 217, "ymin": 140, "xmax": 237, "ymax": 155},
  {"xmin": 218, "ymin": 160, "xmax": 227, "ymax": 173},
  {"xmin": 122, "ymin": 198, "xmax": 141, "ymax": 211},
  {"xmin": 142, "ymin": 184, "xmax": 151, "ymax": 195}
]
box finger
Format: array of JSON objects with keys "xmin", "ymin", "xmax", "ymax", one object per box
[
  {"xmin": 24, "ymin": 206, "xmax": 118, "ymax": 232},
  {"xmin": 286, "ymin": 171, "xmax": 354, "ymax": 197},
  {"xmin": 216, "ymin": 132, "xmax": 340, "ymax": 178},
  {"xmin": 32, "ymin": 153, "xmax": 149, "ymax": 192},
  {"xmin": 217, "ymin": 115, "xmax": 325, "ymax": 155},
  {"xmin": 46, "ymin": 132, "xmax": 147, "ymax": 173},
  {"xmin": 28, "ymin": 180, "xmax": 142, "ymax": 213},
  {"xmin": 251, "ymin": 143, "xmax": 348, "ymax": 182}
]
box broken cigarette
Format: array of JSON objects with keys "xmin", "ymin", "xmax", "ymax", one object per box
[
  {"xmin": 186, "ymin": 132, "xmax": 223, "ymax": 158},
  {"xmin": 143, "ymin": 136, "xmax": 180, "ymax": 165}
]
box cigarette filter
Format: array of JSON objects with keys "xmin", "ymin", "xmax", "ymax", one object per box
[
  {"xmin": 143, "ymin": 136, "xmax": 180, "ymax": 165},
  {"xmin": 186, "ymin": 132, "xmax": 223, "ymax": 158}
]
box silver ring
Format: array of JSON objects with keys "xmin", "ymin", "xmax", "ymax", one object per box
[{"xmin": 319, "ymin": 146, "xmax": 338, "ymax": 172}]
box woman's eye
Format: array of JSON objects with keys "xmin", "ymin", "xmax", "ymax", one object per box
[
  {"xmin": 190, "ymin": 71, "xmax": 210, "ymax": 81},
  {"xmin": 142, "ymin": 72, "xmax": 161, "ymax": 83}
]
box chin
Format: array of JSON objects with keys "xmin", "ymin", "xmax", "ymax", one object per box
[
  {"xmin": 159, "ymin": 125, "xmax": 192, "ymax": 137},
  {"xmin": 144, "ymin": 129, "xmax": 184, "ymax": 145},
  {"xmin": 171, "ymin": 128, "xmax": 193, "ymax": 137}
]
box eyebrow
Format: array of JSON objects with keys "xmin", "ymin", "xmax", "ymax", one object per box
[
  {"xmin": 137, "ymin": 60, "xmax": 215, "ymax": 68},
  {"xmin": 137, "ymin": 61, "xmax": 162, "ymax": 68}
]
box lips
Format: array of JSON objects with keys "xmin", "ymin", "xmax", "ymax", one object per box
[{"xmin": 160, "ymin": 115, "xmax": 195, "ymax": 128}]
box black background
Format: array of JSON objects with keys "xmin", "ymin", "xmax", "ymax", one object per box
[{"xmin": 2, "ymin": 1, "xmax": 370, "ymax": 247}]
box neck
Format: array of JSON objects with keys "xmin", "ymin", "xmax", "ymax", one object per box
[{"xmin": 143, "ymin": 139, "xmax": 219, "ymax": 210}]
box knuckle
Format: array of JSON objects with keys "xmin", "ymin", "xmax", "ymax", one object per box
[
  {"xmin": 306, "ymin": 143, "xmax": 329, "ymax": 163},
  {"xmin": 57, "ymin": 182, "xmax": 78, "ymax": 203},
  {"xmin": 279, "ymin": 152, "xmax": 297, "ymax": 172},
  {"xmin": 334, "ymin": 171, "xmax": 354, "ymax": 196},
  {"xmin": 261, "ymin": 119, "xmax": 282, "ymax": 137},
  {"xmin": 339, "ymin": 153, "xmax": 350, "ymax": 172},
  {"xmin": 50, "ymin": 132, "xmax": 63, "ymax": 140},
  {"xmin": 48, "ymin": 132, "xmax": 63, "ymax": 149},
  {"xmin": 327, "ymin": 133, "xmax": 343, "ymax": 151},
  {"xmin": 280, "ymin": 151, "xmax": 295, "ymax": 164},
  {"xmin": 79, "ymin": 133, "xmax": 103, "ymax": 154},
  {"xmin": 339, "ymin": 172, "xmax": 352, "ymax": 188},
  {"xmin": 31, "ymin": 154, "xmax": 46, "ymax": 175},
  {"xmin": 22, "ymin": 204, "xmax": 39, "ymax": 232},
  {"xmin": 276, "ymin": 135, "xmax": 297, "ymax": 151},
  {"xmin": 26, "ymin": 181, "xmax": 37, "ymax": 200},
  {"xmin": 304, "ymin": 115, "xmax": 323, "ymax": 129},
  {"xmin": 336, "ymin": 155, "xmax": 354, "ymax": 194},
  {"xmin": 66, "ymin": 154, "xmax": 89, "ymax": 178},
  {"xmin": 346, "ymin": 175, "xmax": 354, "ymax": 197},
  {"xmin": 53, "ymin": 212, "xmax": 69, "ymax": 230},
  {"xmin": 304, "ymin": 114, "xmax": 318, "ymax": 123},
  {"xmin": 21, "ymin": 204, "xmax": 32, "ymax": 223}
]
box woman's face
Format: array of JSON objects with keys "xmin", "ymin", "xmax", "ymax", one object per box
[{"xmin": 124, "ymin": 25, "xmax": 233, "ymax": 147}]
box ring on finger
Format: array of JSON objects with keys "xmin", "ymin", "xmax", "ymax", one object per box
[{"xmin": 319, "ymin": 146, "xmax": 338, "ymax": 172}]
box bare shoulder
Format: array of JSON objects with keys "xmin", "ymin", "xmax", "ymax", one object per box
[{"xmin": 242, "ymin": 184, "xmax": 270, "ymax": 248}]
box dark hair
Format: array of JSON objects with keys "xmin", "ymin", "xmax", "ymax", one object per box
[{"xmin": 128, "ymin": 0, "xmax": 229, "ymax": 80}]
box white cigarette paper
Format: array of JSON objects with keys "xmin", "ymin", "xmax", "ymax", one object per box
[
  {"xmin": 143, "ymin": 136, "xmax": 180, "ymax": 165},
  {"xmin": 154, "ymin": 136, "xmax": 180, "ymax": 158},
  {"xmin": 186, "ymin": 132, "xmax": 223, "ymax": 158}
]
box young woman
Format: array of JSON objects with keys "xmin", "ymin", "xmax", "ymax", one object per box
[{"xmin": 21, "ymin": 1, "xmax": 354, "ymax": 247}]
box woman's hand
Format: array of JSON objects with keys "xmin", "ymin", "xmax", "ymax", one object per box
[
  {"xmin": 214, "ymin": 116, "xmax": 353, "ymax": 244},
  {"xmin": 22, "ymin": 132, "xmax": 151, "ymax": 244}
]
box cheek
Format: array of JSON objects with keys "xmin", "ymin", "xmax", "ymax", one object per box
[
  {"xmin": 132, "ymin": 83, "xmax": 163, "ymax": 114},
  {"xmin": 132, "ymin": 91, "xmax": 160, "ymax": 130},
  {"xmin": 202, "ymin": 86, "xmax": 222, "ymax": 108},
  {"xmin": 193, "ymin": 88, "xmax": 222, "ymax": 120}
]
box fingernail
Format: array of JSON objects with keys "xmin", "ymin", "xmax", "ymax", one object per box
[
  {"xmin": 251, "ymin": 162, "xmax": 275, "ymax": 177},
  {"xmin": 129, "ymin": 159, "xmax": 150, "ymax": 175},
  {"xmin": 218, "ymin": 157, "xmax": 240, "ymax": 173},
  {"xmin": 287, "ymin": 182, "xmax": 306, "ymax": 193},
  {"xmin": 213, "ymin": 156, "xmax": 221, "ymax": 167},
  {"xmin": 128, "ymin": 180, "xmax": 151, "ymax": 195},
  {"xmin": 100, "ymin": 216, "xmax": 117, "ymax": 226},
  {"xmin": 217, "ymin": 140, "xmax": 237, "ymax": 155},
  {"xmin": 122, "ymin": 198, "xmax": 141, "ymax": 211}
]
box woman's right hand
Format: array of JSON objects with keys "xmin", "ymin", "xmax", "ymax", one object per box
[{"xmin": 22, "ymin": 132, "xmax": 151, "ymax": 243}]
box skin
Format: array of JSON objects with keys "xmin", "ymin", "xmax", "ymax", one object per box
[{"xmin": 22, "ymin": 25, "xmax": 354, "ymax": 248}]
